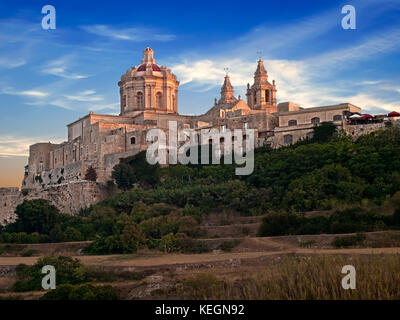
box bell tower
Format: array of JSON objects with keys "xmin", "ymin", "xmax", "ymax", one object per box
[{"xmin": 246, "ymin": 59, "xmax": 277, "ymax": 113}]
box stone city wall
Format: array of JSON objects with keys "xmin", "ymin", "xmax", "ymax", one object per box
[{"xmin": 0, "ymin": 181, "xmax": 113, "ymax": 225}]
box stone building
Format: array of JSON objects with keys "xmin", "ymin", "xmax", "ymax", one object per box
[{"xmin": 22, "ymin": 47, "xmax": 366, "ymax": 189}]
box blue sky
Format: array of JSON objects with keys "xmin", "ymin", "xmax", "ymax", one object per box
[{"xmin": 0, "ymin": 0, "xmax": 400, "ymax": 186}]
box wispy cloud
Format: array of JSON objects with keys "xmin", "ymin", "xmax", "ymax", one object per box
[
  {"xmin": 170, "ymin": 3, "xmax": 400, "ymax": 113},
  {"xmin": 0, "ymin": 57, "xmax": 26, "ymax": 69},
  {"xmin": 1, "ymin": 87, "xmax": 49, "ymax": 98},
  {"xmin": 42, "ymin": 57, "xmax": 88, "ymax": 79},
  {"xmin": 0, "ymin": 135, "xmax": 63, "ymax": 157},
  {"xmin": 80, "ymin": 25, "xmax": 175, "ymax": 42},
  {"xmin": 65, "ymin": 89, "xmax": 103, "ymax": 102}
]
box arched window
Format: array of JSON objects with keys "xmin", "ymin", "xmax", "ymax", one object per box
[
  {"xmin": 156, "ymin": 92, "xmax": 162, "ymax": 109},
  {"xmin": 130, "ymin": 137, "xmax": 136, "ymax": 145},
  {"xmin": 137, "ymin": 92, "xmax": 143, "ymax": 108},
  {"xmin": 288, "ymin": 120, "xmax": 297, "ymax": 126},
  {"xmin": 265, "ymin": 90, "xmax": 270, "ymax": 102},
  {"xmin": 254, "ymin": 94, "xmax": 257, "ymax": 105},
  {"xmin": 311, "ymin": 117, "xmax": 320, "ymax": 124},
  {"xmin": 284, "ymin": 134, "xmax": 293, "ymax": 145},
  {"xmin": 333, "ymin": 115, "xmax": 342, "ymax": 121}
]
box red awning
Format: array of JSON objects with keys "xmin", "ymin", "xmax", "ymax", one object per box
[
  {"xmin": 388, "ymin": 111, "xmax": 400, "ymax": 117},
  {"xmin": 360, "ymin": 114, "xmax": 372, "ymax": 119}
]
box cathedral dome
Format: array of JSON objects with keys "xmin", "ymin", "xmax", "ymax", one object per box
[{"xmin": 137, "ymin": 63, "xmax": 161, "ymax": 72}]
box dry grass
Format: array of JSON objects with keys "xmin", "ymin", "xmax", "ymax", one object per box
[{"xmin": 175, "ymin": 254, "xmax": 400, "ymax": 300}]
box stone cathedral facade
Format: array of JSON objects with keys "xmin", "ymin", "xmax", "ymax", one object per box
[{"xmin": 22, "ymin": 47, "xmax": 363, "ymax": 189}]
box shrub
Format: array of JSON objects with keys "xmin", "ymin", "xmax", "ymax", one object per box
[
  {"xmin": 299, "ymin": 240, "xmax": 316, "ymax": 248},
  {"xmin": 40, "ymin": 283, "xmax": 118, "ymax": 300},
  {"xmin": 84, "ymin": 166, "xmax": 97, "ymax": 182},
  {"xmin": 8, "ymin": 199, "xmax": 60, "ymax": 235},
  {"xmin": 175, "ymin": 233, "xmax": 210, "ymax": 253},
  {"xmin": 13, "ymin": 256, "xmax": 84, "ymax": 292},
  {"xmin": 159, "ymin": 233, "xmax": 178, "ymax": 252},
  {"xmin": 179, "ymin": 273, "xmax": 224, "ymax": 299},
  {"xmin": 217, "ymin": 240, "xmax": 241, "ymax": 252},
  {"xmin": 332, "ymin": 233, "xmax": 366, "ymax": 248},
  {"xmin": 20, "ymin": 249, "xmax": 37, "ymax": 257}
]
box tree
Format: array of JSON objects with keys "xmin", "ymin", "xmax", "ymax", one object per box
[
  {"xmin": 111, "ymin": 162, "xmax": 135, "ymax": 190},
  {"xmin": 85, "ymin": 166, "xmax": 97, "ymax": 181},
  {"xmin": 10, "ymin": 199, "xmax": 60, "ymax": 234},
  {"xmin": 312, "ymin": 122, "xmax": 337, "ymax": 143}
]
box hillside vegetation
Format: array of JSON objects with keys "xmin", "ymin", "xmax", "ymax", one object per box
[{"xmin": 1, "ymin": 123, "xmax": 400, "ymax": 253}]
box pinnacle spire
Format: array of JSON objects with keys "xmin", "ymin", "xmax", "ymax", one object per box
[
  {"xmin": 219, "ymin": 74, "xmax": 235, "ymax": 104},
  {"xmin": 221, "ymin": 74, "xmax": 233, "ymax": 93},
  {"xmin": 141, "ymin": 46, "xmax": 156, "ymax": 65},
  {"xmin": 254, "ymin": 58, "xmax": 267, "ymax": 78}
]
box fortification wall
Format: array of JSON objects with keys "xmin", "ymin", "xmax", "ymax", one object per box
[
  {"xmin": 0, "ymin": 181, "xmax": 113, "ymax": 225},
  {"xmin": 344, "ymin": 121, "xmax": 399, "ymax": 138},
  {"xmin": 0, "ymin": 188, "xmax": 21, "ymax": 224}
]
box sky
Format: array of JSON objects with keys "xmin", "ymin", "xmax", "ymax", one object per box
[{"xmin": 0, "ymin": 0, "xmax": 400, "ymax": 187}]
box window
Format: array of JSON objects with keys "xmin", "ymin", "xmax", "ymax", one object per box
[
  {"xmin": 94, "ymin": 144, "xmax": 97, "ymax": 152},
  {"xmin": 130, "ymin": 137, "xmax": 136, "ymax": 145},
  {"xmin": 333, "ymin": 115, "xmax": 342, "ymax": 121},
  {"xmin": 156, "ymin": 92, "xmax": 162, "ymax": 109},
  {"xmin": 122, "ymin": 95, "xmax": 126, "ymax": 109},
  {"xmin": 253, "ymin": 94, "xmax": 257, "ymax": 105},
  {"xmin": 39, "ymin": 161, "xmax": 43, "ymax": 172},
  {"xmin": 265, "ymin": 90, "xmax": 270, "ymax": 102},
  {"xmin": 221, "ymin": 125, "xmax": 227, "ymax": 132},
  {"xmin": 306, "ymin": 132, "xmax": 314, "ymax": 140},
  {"xmin": 137, "ymin": 92, "xmax": 143, "ymax": 107},
  {"xmin": 311, "ymin": 117, "xmax": 320, "ymax": 124},
  {"xmin": 284, "ymin": 134, "xmax": 293, "ymax": 145},
  {"xmin": 244, "ymin": 122, "xmax": 249, "ymax": 129},
  {"xmin": 288, "ymin": 120, "xmax": 297, "ymax": 126},
  {"xmin": 220, "ymin": 137, "xmax": 225, "ymax": 143}
]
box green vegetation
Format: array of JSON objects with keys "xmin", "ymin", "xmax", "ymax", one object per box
[
  {"xmin": 299, "ymin": 240, "xmax": 316, "ymax": 248},
  {"xmin": 258, "ymin": 206, "xmax": 400, "ymax": 237},
  {"xmin": 13, "ymin": 256, "xmax": 84, "ymax": 292},
  {"xmin": 40, "ymin": 283, "xmax": 118, "ymax": 300},
  {"xmin": 1, "ymin": 127, "xmax": 400, "ymax": 252},
  {"xmin": 217, "ymin": 239, "xmax": 241, "ymax": 252},
  {"xmin": 332, "ymin": 233, "xmax": 367, "ymax": 248},
  {"xmin": 12, "ymin": 255, "xmax": 149, "ymax": 293},
  {"xmin": 84, "ymin": 166, "xmax": 97, "ymax": 182}
]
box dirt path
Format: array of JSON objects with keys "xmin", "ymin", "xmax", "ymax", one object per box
[{"xmin": 1, "ymin": 247, "xmax": 400, "ymax": 268}]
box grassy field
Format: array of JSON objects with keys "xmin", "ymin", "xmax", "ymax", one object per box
[{"xmin": 165, "ymin": 254, "xmax": 400, "ymax": 300}]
